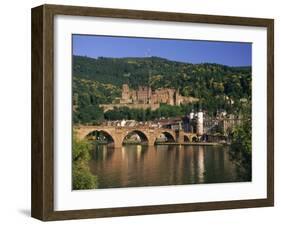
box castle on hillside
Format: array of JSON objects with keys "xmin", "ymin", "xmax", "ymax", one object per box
[
  {"xmin": 100, "ymin": 84, "xmax": 198, "ymax": 112},
  {"xmin": 120, "ymin": 84, "xmax": 193, "ymax": 106}
]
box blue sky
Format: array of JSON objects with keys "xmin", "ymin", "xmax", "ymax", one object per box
[{"xmin": 72, "ymin": 34, "xmax": 252, "ymax": 67}]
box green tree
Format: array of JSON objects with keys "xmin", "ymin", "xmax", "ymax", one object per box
[
  {"xmin": 72, "ymin": 135, "xmax": 98, "ymax": 189},
  {"xmin": 77, "ymin": 105, "xmax": 104, "ymax": 124},
  {"xmin": 229, "ymin": 105, "xmax": 252, "ymax": 181}
]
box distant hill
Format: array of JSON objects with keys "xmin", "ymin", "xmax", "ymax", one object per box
[{"xmin": 73, "ymin": 55, "xmax": 251, "ymax": 91}]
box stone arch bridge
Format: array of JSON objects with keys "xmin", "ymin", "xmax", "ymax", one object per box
[{"xmin": 74, "ymin": 125, "xmax": 197, "ymax": 148}]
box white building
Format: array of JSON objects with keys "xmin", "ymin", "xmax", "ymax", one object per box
[{"xmin": 197, "ymin": 111, "xmax": 204, "ymax": 136}]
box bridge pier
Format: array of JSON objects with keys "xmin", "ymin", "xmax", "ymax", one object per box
[
  {"xmin": 147, "ymin": 131, "xmax": 156, "ymax": 146},
  {"xmin": 113, "ymin": 130, "xmax": 124, "ymax": 148},
  {"xmin": 148, "ymin": 139, "xmax": 155, "ymax": 146},
  {"xmin": 177, "ymin": 130, "xmax": 184, "ymax": 144},
  {"xmin": 114, "ymin": 140, "xmax": 123, "ymax": 148}
]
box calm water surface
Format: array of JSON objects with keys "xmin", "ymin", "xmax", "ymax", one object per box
[{"xmin": 89, "ymin": 144, "xmax": 245, "ymax": 189}]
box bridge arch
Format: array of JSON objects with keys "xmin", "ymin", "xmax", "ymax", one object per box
[
  {"xmin": 122, "ymin": 130, "xmax": 149, "ymax": 145},
  {"xmin": 192, "ymin": 136, "xmax": 198, "ymax": 142},
  {"xmin": 155, "ymin": 131, "xmax": 176, "ymax": 143},
  {"xmin": 85, "ymin": 129, "xmax": 115, "ymax": 146},
  {"xmin": 184, "ymin": 135, "xmax": 190, "ymax": 143},
  {"xmin": 182, "ymin": 133, "xmax": 198, "ymax": 143}
]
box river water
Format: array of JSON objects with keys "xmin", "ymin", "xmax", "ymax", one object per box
[{"xmin": 89, "ymin": 144, "xmax": 247, "ymax": 189}]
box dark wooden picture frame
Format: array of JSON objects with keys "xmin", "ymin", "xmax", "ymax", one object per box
[{"xmin": 31, "ymin": 4, "xmax": 274, "ymax": 221}]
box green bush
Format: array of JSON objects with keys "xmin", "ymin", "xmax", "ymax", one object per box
[
  {"xmin": 230, "ymin": 117, "xmax": 252, "ymax": 181},
  {"xmin": 72, "ymin": 136, "xmax": 98, "ymax": 189},
  {"xmin": 73, "ymin": 137, "xmax": 92, "ymax": 162},
  {"xmin": 72, "ymin": 161, "xmax": 98, "ymax": 190}
]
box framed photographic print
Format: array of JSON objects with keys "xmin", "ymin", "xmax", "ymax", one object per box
[{"xmin": 31, "ymin": 4, "xmax": 274, "ymax": 221}]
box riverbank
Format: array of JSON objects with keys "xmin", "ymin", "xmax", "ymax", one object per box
[
  {"xmin": 155, "ymin": 142, "xmax": 226, "ymax": 146},
  {"xmin": 122, "ymin": 142, "xmax": 227, "ymax": 146}
]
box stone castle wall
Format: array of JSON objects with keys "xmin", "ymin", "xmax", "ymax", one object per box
[
  {"xmin": 120, "ymin": 84, "xmax": 198, "ymax": 106},
  {"xmin": 100, "ymin": 103, "xmax": 160, "ymax": 112},
  {"xmin": 100, "ymin": 84, "xmax": 198, "ymax": 112}
]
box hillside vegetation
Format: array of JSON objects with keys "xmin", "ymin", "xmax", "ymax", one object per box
[{"xmin": 73, "ymin": 55, "xmax": 251, "ymax": 124}]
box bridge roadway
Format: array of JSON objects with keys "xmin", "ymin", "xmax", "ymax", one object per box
[{"xmin": 74, "ymin": 125, "xmax": 197, "ymax": 148}]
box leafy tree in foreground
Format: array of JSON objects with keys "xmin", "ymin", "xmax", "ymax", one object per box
[
  {"xmin": 72, "ymin": 135, "xmax": 98, "ymax": 189},
  {"xmin": 229, "ymin": 105, "xmax": 252, "ymax": 181}
]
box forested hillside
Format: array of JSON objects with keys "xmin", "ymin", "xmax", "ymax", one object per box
[{"xmin": 73, "ymin": 55, "xmax": 251, "ymax": 124}]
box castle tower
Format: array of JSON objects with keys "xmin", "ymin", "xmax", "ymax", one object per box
[
  {"xmin": 121, "ymin": 84, "xmax": 130, "ymax": 102},
  {"xmin": 147, "ymin": 86, "xmax": 152, "ymax": 104},
  {"xmin": 197, "ymin": 111, "xmax": 204, "ymax": 136},
  {"xmin": 174, "ymin": 89, "xmax": 181, "ymax": 105},
  {"xmin": 168, "ymin": 89, "xmax": 174, "ymax": 105}
]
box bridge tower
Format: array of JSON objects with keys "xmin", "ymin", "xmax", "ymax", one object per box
[
  {"xmin": 190, "ymin": 110, "xmax": 194, "ymax": 120},
  {"xmin": 197, "ymin": 111, "xmax": 204, "ymax": 136}
]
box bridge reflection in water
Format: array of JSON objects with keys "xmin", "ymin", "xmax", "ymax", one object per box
[{"xmin": 89, "ymin": 144, "xmax": 245, "ymax": 189}]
